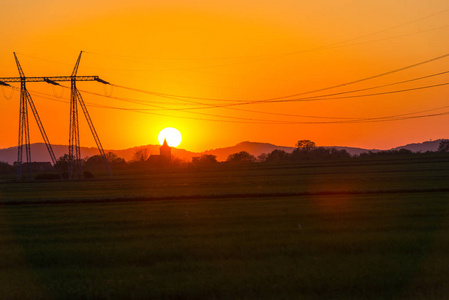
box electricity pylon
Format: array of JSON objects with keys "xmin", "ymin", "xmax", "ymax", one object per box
[
  {"xmin": 69, "ymin": 52, "xmax": 112, "ymax": 180},
  {"xmin": 0, "ymin": 51, "xmax": 112, "ymax": 180},
  {"xmin": 8, "ymin": 53, "xmax": 60, "ymax": 180}
]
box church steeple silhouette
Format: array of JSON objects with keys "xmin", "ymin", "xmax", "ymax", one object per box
[{"xmin": 160, "ymin": 138, "xmax": 171, "ymax": 161}]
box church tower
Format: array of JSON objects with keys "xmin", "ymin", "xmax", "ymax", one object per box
[{"xmin": 160, "ymin": 138, "xmax": 171, "ymax": 161}]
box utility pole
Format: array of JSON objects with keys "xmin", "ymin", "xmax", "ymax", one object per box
[{"xmin": 0, "ymin": 51, "xmax": 112, "ymax": 180}]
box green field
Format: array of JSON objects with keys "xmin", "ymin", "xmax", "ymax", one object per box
[{"xmin": 1, "ymin": 155, "xmax": 449, "ymax": 299}]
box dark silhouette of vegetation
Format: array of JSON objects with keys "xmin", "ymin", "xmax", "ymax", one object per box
[
  {"xmin": 254, "ymin": 141, "xmax": 351, "ymax": 162},
  {"xmin": 3, "ymin": 139, "xmax": 449, "ymax": 179},
  {"xmin": 291, "ymin": 147, "xmax": 351, "ymax": 161},
  {"xmin": 257, "ymin": 153, "xmax": 268, "ymax": 162},
  {"xmin": 53, "ymin": 152, "xmax": 125, "ymax": 178},
  {"xmin": 358, "ymin": 149, "xmax": 414, "ymax": 158},
  {"xmin": 132, "ymin": 149, "xmax": 149, "ymax": 162},
  {"xmin": 256, "ymin": 146, "xmax": 351, "ymax": 162},
  {"xmin": 296, "ymin": 140, "xmax": 316, "ymax": 151},
  {"xmin": 226, "ymin": 151, "xmax": 256, "ymax": 164},
  {"xmin": 265, "ymin": 149, "xmax": 290, "ymax": 162},
  {"xmin": 0, "ymin": 161, "xmax": 15, "ymax": 174},
  {"xmin": 191, "ymin": 154, "xmax": 218, "ymax": 167},
  {"xmin": 438, "ymin": 139, "xmax": 449, "ymax": 152},
  {"xmin": 85, "ymin": 152, "xmax": 126, "ymax": 170},
  {"xmin": 55, "ymin": 154, "xmax": 71, "ymax": 178}
]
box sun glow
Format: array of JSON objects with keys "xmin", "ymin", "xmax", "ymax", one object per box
[{"xmin": 158, "ymin": 127, "xmax": 182, "ymax": 147}]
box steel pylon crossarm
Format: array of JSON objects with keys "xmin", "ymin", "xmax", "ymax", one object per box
[{"xmin": 0, "ymin": 76, "xmax": 101, "ymax": 83}]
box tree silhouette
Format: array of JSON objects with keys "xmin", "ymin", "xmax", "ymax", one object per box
[
  {"xmin": 85, "ymin": 152, "xmax": 125, "ymax": 169},
  {"xmin": 257, "ymin": 153, "xmax": 268, "ymax": 162},
  {"xmin": 265, "ymin": 149, "xmax": 290, "ymax": 162},
  {"xmin": 55, "ymin": 154, "xmax": 71, "ymax": 177},
  {"xmin": 291, "ymin": 146, "xmax": 350, "ymax": 161},
  {"xmin": 0, "ymin": 161, "xmax": 14, "ymax": 174},
  {"xmin": 438, "ymin": 140, "xmax": 449, "ymax": 152},
  {"xmin": 359, "ymin": 149, "xmax": 413, "ymax": 158},
  {"xmin": 226, "ymin": 151, "xmax": 256, "ymax": 164},
  {"xmin": 296, "ymin": 140, "xmax": 316, "ymax": 151},
  {"xmin": 132, "ymin": 149, "xmax": 149, "ymax": 162},
  {"xmin": 191, "ymin": 154, "xmax": 218, "ymax": 166},
  {"xmin": 329, "ymin": 148, "xmax": 351, "ymax": 159}
]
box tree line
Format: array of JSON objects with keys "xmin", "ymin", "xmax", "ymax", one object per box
[
  {"xmin": 191, "ymin": 139, "xmax": 449, "ymax": 165},
  {"xmin": 1, "ymin": 139, "xmax": 449, "ymax": 177}
]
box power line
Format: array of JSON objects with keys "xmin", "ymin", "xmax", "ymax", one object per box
[
  {"xmin": 263, "ymin": 52, "xmax": 449, "ymax": 102},
  {"xmin": 102, "ymin": 52, "xmax": 449, "ymax": 111},
  {"xmin": 20, "ymin": 56, "xmax": 448, "ymax": 125},
  {"xmin": 27, "ymin": 85, "xmax": 449, "ymax": 125},
  {"xmin": 326, "ymin": 24, "xmax": 449, "ymax": 51},
  {"xmin": 5, "ymin": 48, "xmax": 449, "ymax": 129},
  {"xmin": 38, "ymin": 70, "xmax": 448, "ymax": 123},
  {"xmin": 277, "ymin": 70, "xmax": 449, "ymax": 101},
  {"xmin": 28, "ymin": 88, "xmax": 296, "ymax": 124},
  {"xmin": 28, "ymin": 90, "xmax": 294, "ymax": 124},
  {"xmin": 33, "ymin": 90, "xmax": 449, "ymax": 124},
  {"xmin": 109, "ymin": 69, "xmax": 449, "ymax": 120},
  {"xmin": 111, "ymin": 84, "xmax": 247, "ymax": 103},
  {"xmin": 264, "ymin": 81, "xmax": 449, "ymax": 104}
]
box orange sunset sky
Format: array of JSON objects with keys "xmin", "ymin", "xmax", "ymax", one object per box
[{"xmin": 1, "ymin": 0, "xmax": 449, "ymax": 152}]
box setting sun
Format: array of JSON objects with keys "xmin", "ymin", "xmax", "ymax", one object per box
[{"xmin": 158, "ymin": 127, "xmax": 182, "ymax": 147}]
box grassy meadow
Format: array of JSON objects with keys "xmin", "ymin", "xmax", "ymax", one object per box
[{"xmin": 1, "ymin": 155, "xmax": 449, "ymax": 299}]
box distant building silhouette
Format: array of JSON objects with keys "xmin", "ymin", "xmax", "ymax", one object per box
[
  {"xmin": 147, "ymin": 138, "xmax": 172, "ymax": 165},
  {"xmin": 160, "ymin": 138, "xmax": 171, "ymax": 160}
]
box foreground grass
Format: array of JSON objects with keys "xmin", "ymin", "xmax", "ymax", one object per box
[
  {"xmin": 1, "ymin": 192, "xmax": 449, "ymax": 299},
  {"xmin": 1, "ymin": 157, "xmax": 448, "ymax": 298}
]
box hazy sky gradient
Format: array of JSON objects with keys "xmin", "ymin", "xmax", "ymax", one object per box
[{"xmin": 1, "ymin": 1, "xmax": 449, "ymax": 152}]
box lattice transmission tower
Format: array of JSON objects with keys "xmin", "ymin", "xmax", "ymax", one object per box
[
  {"xmin": 0, "ymin": 51, "xmax": 112, "ymax": 181},
  {"xmin": 68, "ymin": 52, "xmax": 112, "ymax": 180}
]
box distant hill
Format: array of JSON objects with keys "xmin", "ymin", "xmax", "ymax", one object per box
[
  {"xmin": 391, "ymin": 139, "xmax": 444, "ymax": 153},
  {"xmin": 0, "ymin": 139, "xmax": 445, "ymax": 165},
  {"xmin": 202, "ymin": 142, "xmax": 377, "ymax": 161},
  {"xmin": 0, "ymin": 144, "xmax": 82, "ymax": 165},
  {"xmin": 203, "ymin": 141, "xmax": 296, "ymax": 161},
  {"xmin": 0, "ymin": 143, "xmax": 199, "ymax": 165}
]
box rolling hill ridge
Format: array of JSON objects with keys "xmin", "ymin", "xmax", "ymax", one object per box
[{"xmin": 0, "ymin": 139, "xmax": 445, "ymax": 165}]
